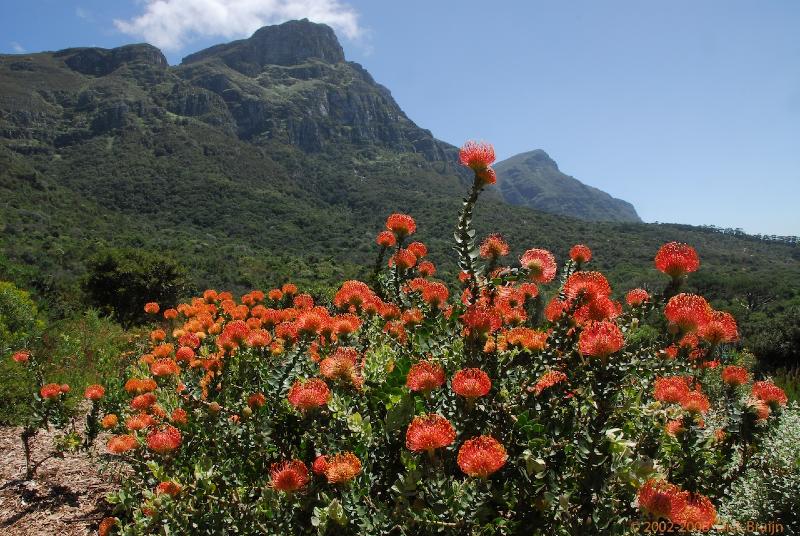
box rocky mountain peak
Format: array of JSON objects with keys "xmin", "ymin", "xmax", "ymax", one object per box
[
  {"xmin": 181, "ymin": 19, "xmax": 345, "ymax": 74},
  {"xmin": 57, "ymin": 44, "xmax": 167, "ymax": 76}
]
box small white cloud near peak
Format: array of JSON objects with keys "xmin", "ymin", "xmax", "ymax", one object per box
[
  {"xmin": 10, "ymin": 42, "xmax": 25, "ymax": 53},
  {"xmin": 114, "ymin": 0, "xmax": 362, "ymax": 51}
]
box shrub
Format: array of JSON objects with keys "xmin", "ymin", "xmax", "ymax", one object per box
[{"xmin": 8, "ymin": 141, "xmax": 795, "ymax": 534}]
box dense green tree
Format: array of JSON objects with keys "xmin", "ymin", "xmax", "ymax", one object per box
[{"xmin": 84, "ymin": 248, "xmax": 191, "ymax": 326}]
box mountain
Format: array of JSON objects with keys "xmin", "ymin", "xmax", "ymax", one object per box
[
  {"xmin": 0, "ymin": 20, "xmax": 798, "ymax": 367},
  {"xmin": 494, "ymin": 150, "xmax": 641, "ymax": 222}
]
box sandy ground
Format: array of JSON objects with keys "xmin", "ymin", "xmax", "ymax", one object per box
[{"xmin": 0, "ymin": 424, "xmax": 114, "ymax": 535}]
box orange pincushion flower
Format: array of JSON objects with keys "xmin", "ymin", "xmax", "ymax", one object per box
[
  {"xmin": 699, "ymin": 310, "xmax": 738, "ymax": 344},
  {"xmin": 107, "ymin": 434, "xmax": 138, "ymax": 454},
  {"xmin": 125, "ymin": 377, "xmax": 157, "ymax": 394},
  {"xmin": 460, "ymin": 305, "xmax": 502, "ymax": 337},
  {"xmin": 84, "ymin": 384, "xmax": 105, "ymax": 401},
  {"xmin": 654, "ymin": 376, "xmax": 691, "ymax": 404},
  {"xmin": 376, "ymin": 230, "xmax": 396, "ymax": 248},
  {"xmin": 406, "ymin": 361, "xmax": 446, "ymax": 393},
  {"xmin": 147, "ymin": 425, "xmax": 182, "ymax": 455},
  {"xmin": 750, "ymin": 399, "xmax": 771, "ymax": 421},
  {"xmin": 144, "ymin": 302, "xmax": 160, "ymax": 314},
  {"xmin": 531, "ymin": 370, "xmax": 568, "ymax": 396},
  {"xmin": 407, "ymin": 241, "xmax": 427, "ymax": 259},
  {"xmin": 324, "ymin": 452, "xmax": 362, "ymax": 484},
  {"xmin": 386, "ymin": 213, "xmax": 417, "ymax": 238},
  {"xmin": 569, "ymin": 244, "xmax": 592, "ymax": 264},
  {"xmin": 170, "ymin": 408, "xmax": 188, "ymax": 425},
  {"xmin": 131, "ymin": 392, "xmax": 157, "ymax": 411},
  {"xmin": 247, "ymin": 393, "xmax": 266, "ymax": 409},
  {"xmin": 150, "ymin": 329, "xmax": 166, "ymax": 343},
  {"xmin": 457, "ymin": 436, "xmax": 507, "ymax": 478},
  {"xmin": 312, "ymin": 455, "xmax": 328, "ymax": 475},
  {"xmin": 520, "ymin": 249, "xmax": 557, "ymax": 283},
  {"xmin": 12, "ymin": 350, "xmax": 30, "ymax": 363},
  {"xmin": 101, "ymin": 414, "xmax": 119, "ymax": 429},
  {"xmin": 664, "ymin": 294, "xmax": 712, "ymax": 333},
  {"xmin": 479, "ymin": 234, "xmax": 510, "ymax": 259},
  {"xmin": 655, "ymin": 242, "xmax": 700, "ymax": 279},
  {"xmin": 459, "ymin": 141, "xmax": 496, "ymax": 171},
  {"xmin": 333, "ymin": 280, "xmax": 378, "ymax": 312},
  {"xmin": 175, "ymin": 346, "xmax": 195, "ymax": 362},
  {"xmin": 287, "ymin": 378, "xmax": 330, "ymax": 411},
  {"xmin": 163, "ymin": 308, "xmax": 178, "ymax": 320},
  {"xmin": 544, "ymin": 297, "xmax": 569, "ymax": 322},
  {"xmin": 390, "ymin": 249, "xmax": 417, "ymax": 270},
  {"xmin": 270, "ymin": 460, "xmax": 310, "ymax": 492},
  {"xmin": 451, "ymin": 368, "xmax": 491, "ymax": 399},
  {"xmin": 563, "ymin": 271, "xmax": 612, "ymax": 302},
  {"xmin": 721, "ymin": 365, "xmax": 749, "ymax": 386},
  {"xmin": 681, "ymin": 391, "xmax": 710, "ymax": 414},
  {"xmin": 417, "ymin": 260, "xmax": 436, "ymax": 277},
  {"xmin": 405, "ymin": 414, "xmax": 456, "ymax": 452},
  {"xmin": 151, "ymin": 358, "xmax": 180, "ymax": 377},
  {"xmin": 319, "ymin": 347, "xmax": 358, "ymax": 382},
  {"xmin": 665, "ymin": 419, "xmax": 686, "ymax": 437},
  {"xmin": 674, "ymin": 493, "xmax": 717, "ymax": 530},
  {"xmin": 504, "ymin": 327, "xmax": 548, "ymax": 352},
  {"xmin": 625, "ymin": 288, "xmax": 650, "ymax": 307},
  {"xmin": 40, "ymin": 383, "xmax": 62, "ymax": 400},
  {"xmin": 578, "ymin": 320, "xmax": 624, "ymax": 358},
  {"xmin": 281, "ymin": 283, "xmax": 298, "ymax": 296},
  {"xmin": 126, "ymin": 413, "xmax": 155, "ymax": 431},
  {"xmin": 156, "ymin": 481, "xmax": 182, "ymax": 496},
  {"xmin": 98, "ymin": 517, "xmax": 117, "ymax": 536},
  {"xmin": 268, "ymin": 288, "xmax": 284, "ymax": 301},
  {"xmin": 637, "ymin": 479, "xmax": 688, "ymax": 521},
  {"xmin": 751, "ymin": 380, "xmax": 788, "ymax": 407},
  {"xmin": 572, "ymin": 296, "xmax": 622, "ymax": 325}
]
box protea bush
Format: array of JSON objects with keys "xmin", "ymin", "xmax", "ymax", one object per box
[{"xmin": 10, "ymin": 142, "xmax": 790, "ymax": 535}]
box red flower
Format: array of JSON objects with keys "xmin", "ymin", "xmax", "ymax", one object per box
[
  {"xmin": 664, "ymin": 293, "xmax": 712, "ymax": 333},
  {"xmin": 417, "ymin": 261, "xmax": 436, "ymax": 277},
  {"xmin": 681, "ymin": 391, "xmax": 710, "ymax": 414},
  {"xmin": 407, "ymin": 242, "xmax": 427, "ymax": 258},
  {"xmin": 144, "ymin": 302, "xmax": 160, "ymax": 314},
  {"xmin": 282, "ymin": 283, "xmax": 298, "ymax": 296},
  {"xmin": 460, "ymin": 305, "xmax": 502, "ymax": 337},
  {"xmin": 751, "ymin": 381, "xmax": 788, "ymax": 407},
  {"xmin": 637, "ymin": 479, "xmax": 688, "ymax": 521},
  {"xmin": 569, "ymin": 244, "xmax": 592, "ymax": 264},
  {"xmin": 531, "ymin": 370, "xmax": 568, "ymax": 396},
  {"xmin": 147, "ymin": 425, "xmax": 182, "ymax": 455},
  {"xmin": 156, "ymin": 481, "xmax": 182, "ymax": 496},
  {"xmin": 151, "ymin": 358, "xmax": 180, "ymax": 377},
  {"xmin": 324, "ymin": 452, "xmax": 362, "ymax": 484},
  {"xmin": 665, "ymin": 420, "xmax": 686, "ymax": 437},
  {"xmin": 84, "ymin": 384, "xmax": 105, "ymax": 401},
  {"xmin": 312, "ymin": 455, "xmax": 328, "ymax": 475},
  {"xmin": 319, "ymin": 347, "xmax": 359, "ymax": 382},
  {"xmin": 563, "ymin": 271, "xmax": 612, "ymax": 302},
  {"xmin": 98, "ymin": 517, "xmax": 117, "ymax": 536},
  {"xmin": 573, "ymin": 296, "xmax": 622, "ymax": 324},
  {"xmin": 386, "ymin": 213, "xmax": 417, "ymax": 238},
  {"xmin": 247, "ymin": 393, "xmax": 266, "ymax": 409},
  {"xmin": 655, "ymin": 242, "xmax": 700, "ymax": 279},
  {"xmin": 376, "ymin": 230, "xmax": 396, "ymax": 248},
  {"xmin": 107, "ymin": 434, "xmax": 138, "ymax": 454},
  {"xmin": 625, "ymin": 288, "xmax": 650, "ymax": 307},
  {"xmin": 698, "ymin": 310, "xmax": 738, "ymax": 344},
  {"xmin": 287, "ymin": 378, "xmax": 330, "ymax": 411},
  {"xmin": 673, "ymin": 493, "xmax": 717, "ymax": 530},
  {"xmin": 504, "ymin": 327, "xmax": 548, "ymax": 352},
  {"xmin": 131, "ymin": 392, "xmax": 157, "ymax": 411},
  {"xmin": 405, "ymin": 414, "xmax": 456, "ymax": 453},
  {"xmin": 479, "ymin": 234, "xmax": 510, "ymax": 259},
  {"xmin": 101, "ymin": 414, "xmax": 119, "ymax": 429},
  {"xmin": 390, "ymin": 248, "xmax": 418, "ymax": 270},
  {"xmin": 170, "ymin": 408, "xmax": 188, "ymax": 425},
  {"xmin": 721, "ymin": 365, "xmax": 749, "ymax": 386},
  {"xmin": 519, "ymin": 249, "xmax": 557, "ymax": 283},
  {"xmin": 11, "ymin": 350, "xmax": 30, "ymax": 364},
  {"xmin": 544, "ymin": 297, "xmax": 568, "ymax": 322},
  {"xmin": 654, "ymin": 376, "xmax": 691, "ymax": 404},
  {"xmin": 451, "ymin": 368, "xmax": 491, "ymax": 399},
  {"xmin": 333, "ymin": 280, "xmax": 378, "ymax": 312},
  {"xmin": 459, "ymin": 141, "xmax": 496, "ymax": 172},
  {"xmin": 578, "ymin": 321, "xmax": 624, "ymax": 358},
  {"xmin": 40, "ymin": 383, "xmax": 62, "ymax": 400},
  {"xmin": 457, "ymin": 436, "xmax": 507, "ymax": 478},
  {"xmin": 750, "ymin": 399, "xmax": 771, "ymax": 421},
  {"xmin": 270, "ymin": 460, "xmax": 310, "ymax": 492},
  {"xmin": 406, "ymin": 361, "xmax": 446, "ymax": 393}
]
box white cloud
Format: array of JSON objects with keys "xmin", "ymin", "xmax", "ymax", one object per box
[
  {"xmin": 114, "ymin": 0, "xmax": 362, "ymax": 50},
  {"xmin": 10, "ymin": 42, "xmax": 25, "ymax": 53},
  {"xmin": 76, "ymin": 7, "xmax": 92, "ymax": 20}
]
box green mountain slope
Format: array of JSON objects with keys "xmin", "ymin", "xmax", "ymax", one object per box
[
  {"xmin": 494, "ymin": 149, "xmax": 641, "ymax": 222},
  {"xmin": 0, "ymin": 20, "xmax": 797, "ymax": 368}
]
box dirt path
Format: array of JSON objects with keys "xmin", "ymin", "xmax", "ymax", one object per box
[{"xmin": 0, "ymin": 425, "xmax": 114, "ymax": 535}]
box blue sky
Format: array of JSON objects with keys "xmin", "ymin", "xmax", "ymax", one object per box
[{"xmin": 3, "ymin": 0, "xmax": 799, "ymax": 235}]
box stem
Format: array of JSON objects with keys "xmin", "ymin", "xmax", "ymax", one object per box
[
  {"xmin": 22, "ymin": 428, "xmax": 36, "ymax": 480},
  {"xmin": 455, "ymin": 179, "xmax": 483, "ymax": 303}
]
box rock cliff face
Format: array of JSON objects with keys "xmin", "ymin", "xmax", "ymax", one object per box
[
  {"xmin": 0, "ymin": 18, "xmax": 639, "ymax": 222},
  {"xmin": 494, "ymin": 150, "xmax": 641, "ymax": 223}
]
